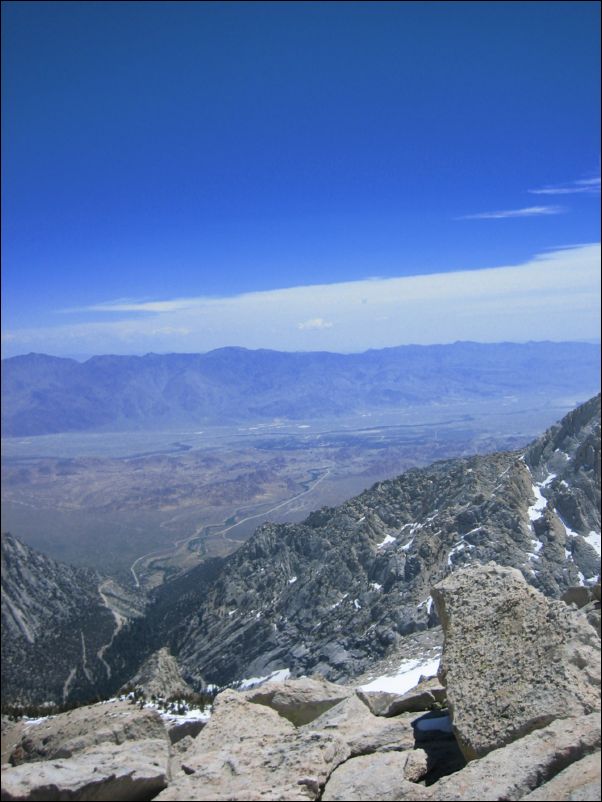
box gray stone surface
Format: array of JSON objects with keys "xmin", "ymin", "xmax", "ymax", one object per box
[
  {"xmin": 302, "ymin": 694, "xmax": 416, "ymax": 756},
  {"xmin": 519, "ymin": 751, "xmax": 601, "ymax": 801},
  {"xmin": 243, "ymin": 676, "xmax": 353, "ymax": 726},
  {"xmin": 9, "ymin": 700, "xmax": 168, "ymax": 765},
  {"xmin": 422, "ymin": 713, "xmax": 601, "ymax": 801},
  {"xmin": 156, "ymin": 689, "xmax": 349, "ymax": 801},
  {"xmin": 322, "ymin": 749, "xmax": 429, "ymax": 801},
  {"xmin": 432, "ymin": 562, "xmax": 601, "ymax": 760},
  {"xmin": 0, "ymin": 738, "xmax": 169, "ymax": 801}
]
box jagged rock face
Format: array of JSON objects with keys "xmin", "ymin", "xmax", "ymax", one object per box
[
  {"xmin": 128, "ymin": 396, "xmax": 600, "ymax": 689},
  {"xmin": 4, "ymin": 396, "xmax": 600, "ymax": 705},
  {"xmin": 432, "ymin": 563, "xmax": 601, "ymax": 761},
  {"xmin": 1, "ymin": 533, "xmax": 142, "ymax": 707},
  {"xmin": 120, "ymin": 648, "xmax": 194, "ymax": 699}
]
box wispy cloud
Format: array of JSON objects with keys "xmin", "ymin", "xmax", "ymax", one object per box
[
  {"xmin": 60, "ymin": 298, "xmax": 200, "ymax": 314},
  {"xmin": 297, "ymin": 318, "xmax": 333, "ymax": 331},
  {"xmin": 458, "ymin": 205, "xmax": 566, "ymax": 220},
  {"xmin": 529, "ymin": 177, "xmax": 601, "ymax": 196},
  {"xmin": 2, "ymin": 244, "xmax": 600, "ymax": 357}
]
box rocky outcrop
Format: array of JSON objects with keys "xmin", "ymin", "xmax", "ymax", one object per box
[
  {"xmin": 432, "ymin": 562, "xmax": 601, "ymax": 761},
  {"xmin": 243, "ymin": 676, "xmax": 353, "ymax": 726},
  {"xmin": 120, "ymin": 648, "xmax": 194, "ymax": 699},
  {"xmin": 301, "ymin": 694, "xmax": 417, "ymax": 757},
  {"xmin": 519, "ymin": 751, "xmax": 601, "ymax": 801},
  {"xmin": 2, "ymin": 560, "xmax": 601, "ymax": 801},
  {"xmin": 102, "ymin": 396, "xmax": 601, "ymax": 692},
  {"xmin": 321, "ymin": 749, "xmax": 429, "ymax": 801},
  {"xmin": 422, "ymin": 713, "xmax": 601, "ymax": 801},
  {"xmin": 158, "ymin": 689, "xmax": 350, "ymax": 801},
  {"xmin": 1, "ymin": 738, "xmax": 169, "ymax": 801},
  {"xmin": 8, "ymin": 700, "xmax": 168, "ymax": 765}
]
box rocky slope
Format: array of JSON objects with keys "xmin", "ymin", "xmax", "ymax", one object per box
[
  {"xmin": 105, "ymin": 395, "xmax": 600, "ymax": 690},
  {"xmin": 1, "ymin": 533, "xmax": 144, "ymax": 707},
  {"xmin": 2, "ymin": 341, "xmax": 599, "ymax": 435},
  {"xmin": 2, "ymin": 563, "xmax": 599, "ymax": 802},
  {"xmin": 3, "ymin": 396, "xmax": 600, "ymax": 707}
]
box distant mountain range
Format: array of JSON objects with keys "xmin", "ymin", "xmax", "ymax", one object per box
[
  {"xmin": 2, "ymin": 341, "xmax": 600, "ymax": 436},
  {"xmin": 3, "ymin": 394, "xmax": 599, "ymax": 706}
]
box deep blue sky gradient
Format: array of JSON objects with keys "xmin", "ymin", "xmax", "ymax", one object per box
[{"xmin": 2, "ymin": 1, "xmax": 600, "ymax": 338}]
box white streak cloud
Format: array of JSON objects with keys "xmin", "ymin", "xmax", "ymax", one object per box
[
  {"xmin": 2, "ymin": 244, "xmax": 600, "ymax": 356},
  {"xmin": 529, "ymin": 177, "xmax": 601, "ymax": 195},
  {"xmin": 458, "ymin": 205, "xmax": 566, "ymax": 220}
]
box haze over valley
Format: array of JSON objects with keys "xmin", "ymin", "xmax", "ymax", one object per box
[{"xmin": 2, "ymin": 340, "xmax": 599, "ymax": 584}]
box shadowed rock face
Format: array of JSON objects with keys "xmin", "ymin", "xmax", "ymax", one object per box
[
  {"xmin": 1, "ymin": 532, "xmax": 145, "ymax": 708},
  {"xmin": 1, "ymin": 533, "xmax": 116, "ymax": 707},
  {"xmin": 432, "ymin": 563, "xmax": 601, "ymax": 761}
]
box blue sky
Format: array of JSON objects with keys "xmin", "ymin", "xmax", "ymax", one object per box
[{"xmin": 2, "ymin": 1, "xmax": 600, "ymax": 357}]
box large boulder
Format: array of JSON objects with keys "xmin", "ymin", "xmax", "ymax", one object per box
[
  {"xmin": 322, "ymin": 749, "xmax": 429, "ymax": 801},
  {"xmin": 159, "ymin": 689, "xmax": 349, "ymax": 801},
  {"xmin": 423, "ymin": 713, "xmax": 601, "ymax": 801},
  {"xmin": 519, "ymin": 750, "xmax": 601, "ymax": 801},
  {"xmin": 301, "ymin": 694, "xmax": 416, "ymax": 756},
  {"xmin": 432, "ymin": 563, "xmax": 601, "ymax": 760},
  {"xmin": 243, "ymin": 676, "xmax": 353, "ymax": 726},
  {"xmin": 9, "ymin": 700, "xmax": 168, "ymax": 765},
  {"xmin": 1, "ymin": 738, "xmax": 169, "ymax": 801}
]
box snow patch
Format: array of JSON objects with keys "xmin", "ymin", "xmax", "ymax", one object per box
[
  {"xmin": 288, "ymin": 576, "xmax": 298, "ymax": 584},
  {"xmin": 401, "ymin": 538, "xmax": 414, "ymax": 551},
  {"xmin": 417, "ymin": 596, "xmax": 434, "ymax": 615},
  {"xmin": 584, "ymin": 531, "xmax": 601, "ymax": 557},
  {"xmin": 528, "ymin": 483, "xmax": 547, "ymax": 521},
  {"xmin": 377, "ymin": 534, "xmax": 396, "ymax": 549},
  {"xmin": 330, "ymin": 593, "xmax": 348, "ymax": 610},
  {"xmin": 354, "ymin": 598, "xmax": 362, "ymax": 610},
  {"xmin": 358, "ymin": 656, "xmax": 441, "ymax": 695},
  {"xmin": 371, "ymin": 583, "xmax": 382, "ymax": 591},
  {"xmin": 528, "ymin": 538, "xmax": 544, "ymax": 560},
  {"xmin": 238, "ymin": 668, "xmax": 291, "ymax": 690}
]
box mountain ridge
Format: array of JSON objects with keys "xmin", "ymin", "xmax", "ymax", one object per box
[
  {"xmin": 2, "ymin": 341, "xmax": 600, "ymax": 436},
  {"xmin": 2, "ymin": 394, "xmax": 600, "ymax": 708}
]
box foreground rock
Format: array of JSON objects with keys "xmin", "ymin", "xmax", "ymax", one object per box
[
  {"xmin": 422, "ymin": 713, "xmax": 601, "ymax": 801},
  {"xmin": 322, "ymin": 749, "xmax": 429, "ymax": 801},
  {"xmin": 159, "ymin": 689, "xmax": 349, "ymax": 801},
  {"xmin": 301, "ymin": 694, "xmax": 416, "ymax": 756},
  {"xmin": 8, "ymin": 700, "xmax": 168, "ymax": 765},
  {"xmin": 1, "ymin": 738, "xmax": 169, "ymax": 801},
  {"xmin": 432, "ymin": 563, "xmax": 601, "ymax": 760},
  {"xmin": 243, "ymin": 676, "xmax": 353, "ymax": 726},
  {"xmin": 519, "ymin": 750, "xmax": 601, "ymax": 801}
]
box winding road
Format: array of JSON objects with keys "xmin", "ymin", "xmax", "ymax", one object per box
[{"xmin": 129, "ymin": 466, "xmax": 332, "ymax": 589}]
